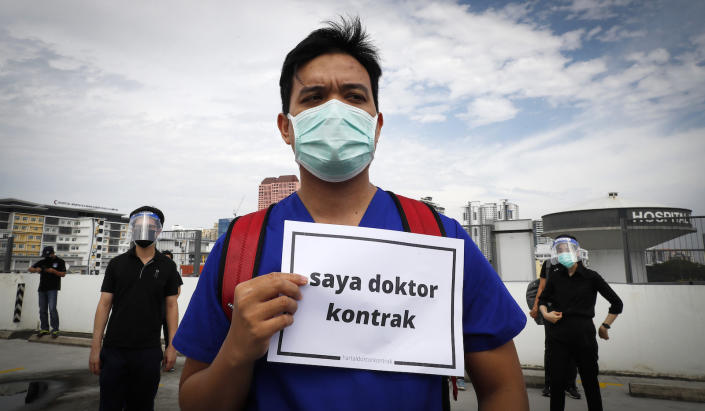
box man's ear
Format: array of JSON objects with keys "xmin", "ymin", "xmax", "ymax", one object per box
[
  {"xmin": 374, "ymin": 112, "xmax": 384, "ymax": 146},
  {"xmin": 278, "ymin": 113, "xmax": 293, "ymax": 146}
]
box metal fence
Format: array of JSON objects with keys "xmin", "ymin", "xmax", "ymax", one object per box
[{"xmin": 628, "ymin": 215, "xmax": 705, "ymax": 283}]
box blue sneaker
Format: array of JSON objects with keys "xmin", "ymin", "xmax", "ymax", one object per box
[{"xmin": 457, "ymin": 378, "xmax": 467, "ymax": 391}]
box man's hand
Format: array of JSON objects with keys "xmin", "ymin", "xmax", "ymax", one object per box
[
  {"xmin": 529, "ymin": 305, "xmax": 539, "ymax": 319},
  {"xmin": 89, "ymin": 347, "xmax": 101, "ymax": 375},
  {"xmin": 598, "ymin": 325, "xmax": 609, "ymax": 340},
  {"xmin": 543, "ymin": 311, "xmax": 562, "ymax": 324},
  {"xmin": 164, "ymin": 345, "xmax": 177, "ymax": 371},
  {"xmin": 226, "ymin": 272, "xmax": 308, "ymax": 365}
]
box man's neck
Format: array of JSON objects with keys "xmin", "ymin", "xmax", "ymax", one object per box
[
  {"xmin": 297, "ymin": 167, "xmax": 377, "ymax": 226},
  {"xmin": 135, "ymin": 244, "xmax": 156, "ymax": 264},
  {"xmin": 568, "ymin": 263, "xmax": 579, "ymax": 276}
]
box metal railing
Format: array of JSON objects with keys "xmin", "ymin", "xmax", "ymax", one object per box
[{"xmin": 628, "ymin": 216, "xmax": 705, "ymax": 283}]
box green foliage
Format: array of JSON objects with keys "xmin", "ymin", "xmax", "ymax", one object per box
[{"xmin": 647, "ymin": 258, "xmax": 705, "ymax": 282}]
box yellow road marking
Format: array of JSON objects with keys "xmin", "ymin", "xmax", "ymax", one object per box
[
  {"xmin": 0, "ymin": 367, "xmax": 24, "ymax": 374},
  {"xmin": 577, "ymin": 379, "xmax": 624, "ymax": 389}
]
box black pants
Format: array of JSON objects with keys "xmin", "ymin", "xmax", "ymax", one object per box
[
  {"xmin": 548, "ymin": 324, "xmax": 602, "ymax": 411},
  {"xmin": 544, "ymin": 322, "xmax": 577, "ymax": 389},
  {"xmin": 99, "ymin": 346, "xmax": 163, "ymax": 411}
]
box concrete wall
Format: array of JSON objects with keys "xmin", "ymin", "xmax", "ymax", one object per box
[
  {"xmin": 506, "ymin": 282, "xmax": 705, "ymax": 378},
  {"xmin": 2, "ymin": 274, "xmax": 704, "ymax": 379},
  {"xmin": 494, "ymin": 220, "xmax": 535, "ymax": 282}
]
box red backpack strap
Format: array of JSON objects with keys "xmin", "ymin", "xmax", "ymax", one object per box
[
  {"xmin": 218, "ymin": 205, "xmax": 274, "ymax": 320},
  {"xmin": 386, "ymin": 191, "xmax": 446, "ymax": 237},
  {"xmin": 387, "ymin": 191, "xmax": 458, "ymax": 402}
]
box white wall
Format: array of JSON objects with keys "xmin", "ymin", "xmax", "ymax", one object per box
[
  {"xmin": 2, "ymin": 274, "xmax": 704, "ymax": 379},
  {"xmin": 506, "ymin": 282, "xmax": 705, "ymax": 378}
]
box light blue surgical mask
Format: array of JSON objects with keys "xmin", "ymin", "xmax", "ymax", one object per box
[
  {"xmin": 557, "ymin": 252, "xmax": 576, "ymax": 268},
  {"xmin": 287, "ymin": 99, "xmax": 378, "ymax": 183}
]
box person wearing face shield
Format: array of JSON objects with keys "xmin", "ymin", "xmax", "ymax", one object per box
[
  {"xmin": 539, "ymin": 235, "xmax": 623, "ymax": 411},
  {"xmin": 89, "ymin": 206, "xmax": 182, "ymax": 411},
  {"xmin": 173, "ymin": 17, "xmax": 528, "ymax": 411}
]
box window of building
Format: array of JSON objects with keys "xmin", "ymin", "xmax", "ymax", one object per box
[
  {"xmin": 18, "ymin": 244, "xmax": 24, "ymax": 249},
  {"xmin": 30, "ymin": 217, "xmax": 36, "ymax": 222},
  {"xmin": 14, "ymin": 216, "xmax": 19, "ymax": 220},
  {"xmin": 57, "ymin": 244, "xmax": 70, "ymax": 251},
  {"xmin": 22, "ymin": 216, "xmax": 28, "ymax": 221},
  {"xmin": 45, "ymin": 217, "xmax": 59, "ymax": 225},
  {"xmin": 30, "ymin": 245, "xmax": 36, "ymax": 249},
  {"xmin": 95, "ymin": 262, "xmax": 101, "ymax": 267}
]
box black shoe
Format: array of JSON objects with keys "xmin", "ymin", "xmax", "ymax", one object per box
[
  {"xmin": 542, "ymin": 386, "xmax": 550, "ymax": 397},
  {"xmin": 37, "ymin": 330, "xmax": 49, "ymax": 337},
  {"xmin": 51, "ymin": 330, "xmax": 60, "ymax": 339},
  {"xmin": 566, "ymin": 386, "xmax": 581, "ymax": 399}
]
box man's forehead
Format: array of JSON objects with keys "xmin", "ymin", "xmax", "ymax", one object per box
[{"xmin": 293, "ymin": 53, "xmax": 371, "ymax": 89}]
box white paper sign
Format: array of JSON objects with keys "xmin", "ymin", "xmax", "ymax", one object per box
[{"xmin": 267, "ymin": 220, "xmax": 465, "ymax": 377}]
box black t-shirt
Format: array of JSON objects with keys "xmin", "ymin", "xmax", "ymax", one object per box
[
  {"xmin": 32, "ymin": 257, "xmax": 66, "ymax": 291},
  {"xmin": 539, "ymin": 263, "xmax": 623, "ymax": 340},
  {"xmin": 101, "ymin": 247, "xmax": 182, "ymax": 349}
]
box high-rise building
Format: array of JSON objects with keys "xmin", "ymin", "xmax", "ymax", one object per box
[
  {"xmin": 258, "ymin": 175, "xmax": 300, "ymax": 210},
  {"xmin": 420, "ymin": 197, "xmax": 445, "ymax": 215},
  {"xmin": 461, "ymin": 199, "xmax": 519, "ymax": 261},
  {"xmin": 217, "ymin": 218, "xmax": 232, "ymax": 238},
  {"xmin": 0, "ymin": 198, "xmax": 130, "ymax": 274}
]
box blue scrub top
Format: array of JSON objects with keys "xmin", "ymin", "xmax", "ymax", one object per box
[{"xmin": 173, "ymin": 189, "xmax": 526, "ymax": 411}]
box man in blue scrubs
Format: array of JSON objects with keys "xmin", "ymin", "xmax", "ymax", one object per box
[{"xmin": 174, "ymin": 17, "xmax": 529, "ymax": 411}]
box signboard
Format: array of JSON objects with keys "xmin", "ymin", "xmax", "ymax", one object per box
[
  {"xmin": 267, "ymin": 221, "xmax": 465, "ymax": 377},
  {"xmin": 53, "ymin": 200, "xmax": 119, "ymax": 212}
]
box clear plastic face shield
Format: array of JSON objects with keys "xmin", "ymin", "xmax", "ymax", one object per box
[
  {"xmin": 128, "ymin": 212, "xmax": 162, "ymax": 247},
  {"xmin": 550, "ymin": 237, "xmax": 580, "ymax": 268}
]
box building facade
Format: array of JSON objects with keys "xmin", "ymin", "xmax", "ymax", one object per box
[
  {"xmin": 258, "ymin": 175, "xmax": 300, "ymax": 210},
  {"xmin": 0, "ymin": 199, "xmax": 130, "ymax": 275},
  {"xmin": 461, "ymin": 199, "xmax": 519, "ymax": 262},
  {"xmin": 217, "ymin": 218, "xmax": 232, "ymax": 238}
]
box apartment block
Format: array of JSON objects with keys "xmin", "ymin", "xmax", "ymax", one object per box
[{"xmin": 258, "ymin": 175, "xmax": 300, "ymax": 210}]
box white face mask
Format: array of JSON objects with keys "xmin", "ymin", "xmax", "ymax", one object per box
[{"xmin": 287, "ymin": 99, "xmax": 378, "ymax": 182}]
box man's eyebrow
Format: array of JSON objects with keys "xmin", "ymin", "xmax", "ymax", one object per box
[
  {"xmin": 298, "ymin": 85, "xmax": 326, "ymax": 95},
  {"xmin": 340, "ymin": 83, "xmax": 370, "ymax": 96}
]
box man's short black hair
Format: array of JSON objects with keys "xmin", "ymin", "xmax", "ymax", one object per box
[
  {"xmin": 279, "ymin": 16, "xmax": 382, "ymax": 114},
  {"xmin": 129, "ymin": 206, "xmax": 165, "ymax": 225}
]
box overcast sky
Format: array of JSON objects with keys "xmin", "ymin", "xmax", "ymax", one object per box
[{"xmin": 1, "ymin": 0, "xmax": 703, "ymax": 228}]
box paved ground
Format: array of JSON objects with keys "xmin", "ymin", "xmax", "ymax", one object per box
[{"xmin": 1, "ymin": 337, "xmax": 703, "ymax": 410}]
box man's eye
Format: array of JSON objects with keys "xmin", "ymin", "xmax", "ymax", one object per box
[
  {"xmin": 302, "ymin": 95, "xmax": 322, "ymax": 103},
  {"xmin": 348, "ymin": 93, "xmax": 365, "ymax": 102}
]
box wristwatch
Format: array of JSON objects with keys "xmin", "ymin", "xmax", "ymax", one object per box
[{"xmin": 601, "ymin": 323, "xmax": 611, "ymax": 329}]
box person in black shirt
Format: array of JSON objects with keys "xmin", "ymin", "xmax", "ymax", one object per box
[
  {"xmin": 539, "ymin": 235, "xmax": 623, "ymax": 411},
  {"xmin": 530, "ymin": 260, "xmax": 580, "ymax": 399},
  {"xmin": 28, "ymin": 246, "xmax": 66, "ymax": 338},
  {"xmin": 89, "ymin": 206, "xmax": 182, "ymax": 411}
]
